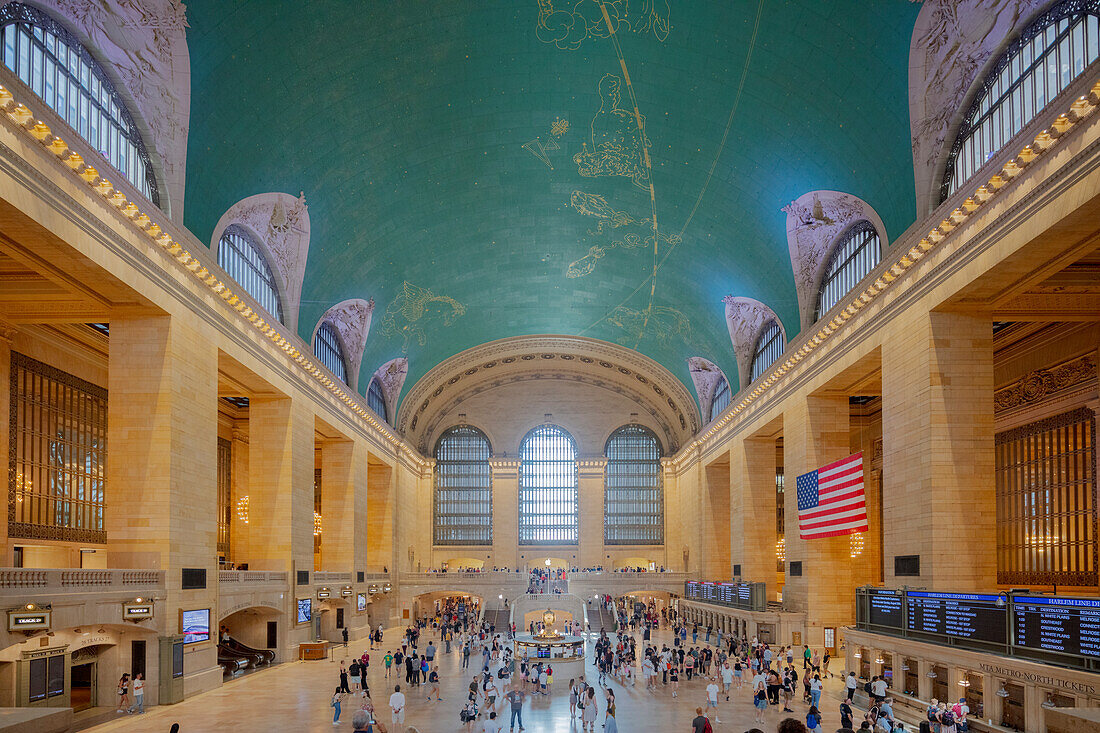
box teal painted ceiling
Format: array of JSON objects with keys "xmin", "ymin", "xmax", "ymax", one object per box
[{"xmin": 183, "ymin": 0, "xmax": 920, "ymax": 408}]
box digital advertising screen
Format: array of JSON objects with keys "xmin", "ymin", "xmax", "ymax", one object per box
[
  {"xmin": 297, "ymin": 598, "xmax": 312, "ymax": 624},
  {"xmin": 181, "ymin": 608, "xmax": 210, "ymax": 644},
  {"xmin": 357, "ymin": 593, "xmax": 367, "ymax": 612}
]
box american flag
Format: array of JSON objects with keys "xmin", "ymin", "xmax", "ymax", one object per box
[{"xmin": 796, "ymin": 452, "xmax": 868, "ymax": 539}]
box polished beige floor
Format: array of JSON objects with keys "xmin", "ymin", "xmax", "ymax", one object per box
[{"xmin": 89, "ymin": 625, "xmax": 847, "ymax": 732}]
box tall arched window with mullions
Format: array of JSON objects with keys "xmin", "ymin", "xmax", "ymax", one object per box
[
  {"xmin": 605, "ymin": 425, "xmax": 663, "ymax": 545},
  {"xmin": 217, "ymin": 225, "xmax": 283, "ymax": 323},
  {"xmin": 433, "ymin": 426, "xmax": 493, "ymax": 545},
  {"xmin": 709, "ymin": 375, "xmax": 731, "ymax": 422},
  {"xmin": 0, "ymin": 3, "xmax": 159, "ymax": 204},
  {"xmin": 313, "ymin": 321, "xmax": 347, "ymax": 384},
  {"xmin": 750, "ymin": 320, "xmax": 784, "ymax": 383},
  {"xmin": 367, "ymin": 377, "xmax": 388, "ymax": 425},
  {"xmin": 815, "ymin": 220, "xmax": 881, "ymax": 321},
  {"xmin": 942, "ymin": 0, "xmax": 1100, "ymax": 201},
  {"xmin": 519, "ymin": 424, "xmax": 578, "ymax": 545}
]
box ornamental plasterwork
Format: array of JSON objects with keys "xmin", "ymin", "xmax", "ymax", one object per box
[
  {"xmin": 32, "ymin": 0, "xmax": 191, "ymax": 218},
  {"xmin": 722, "ymin": 296, "xmax": 782, "ymax": 389},
  {"xmin": 994, "ymin": 354, "xmax": 1097, "ymax": 412},
  {"xmin": 686, "ymin": 356, "xmax": 726, "ymax": 421},
  {"xmin": 316, "ymin": 298, "xmax": 373, "ymax": 391},
  {"xmin": 781, "ymin": 190, "xmax": 885, "ymax": 330},
  {"xmin": 210, "ymin": 191, "xmax": 310, "ymax": 331},
  {"xmin": 908, "ymin": 0, "xmax": 1046, "ymax": 214},
  {"xmin": 373, "ymin": 357, "xmax": 408, "ymax": 423}
]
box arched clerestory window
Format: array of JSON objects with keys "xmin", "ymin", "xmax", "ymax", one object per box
[
  {"xmin": 605, "ymin": 425, "xmax": 663, "ymax": 545},
  {"xmin": 942, "ymin": 0, "xmax": 1100, "ymax": 201},
  {"xmin": 217, "ymin": 225, "xmax": 283, "ymax": 323},
  {"xmin": 815, "ymin": 220, "xmax": 881, "ymax": 321},
  {"xmin": 367, "ymin": 376, "xmax": 388, "ymax": 424},
  {"xmin": 0, "ymin": 3, "xmax": 159, "ymax": 204},
  {"xmin": 519, "ymin": 424, "xmax": 577, "ymax": 545},
  {"xmin": 313, "ymin": 320, "xmax": 347, "ymax": 383},
  {"xmin": 750, "ymin": 320, "xmax": 784, "ymax": 383},
  {"xmin": 709, "ymin": 375, "xmax": 731, "ymax": 422},
  {"xmin": 433, "ymin": 425, "xmax": 493, "ymax": 545}
]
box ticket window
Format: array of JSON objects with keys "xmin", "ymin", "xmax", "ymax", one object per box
[
  {"xmin": 1000, "ymin": 681, "xmax": 1025, "ymax": 732},
  {"xmin": 880, "ymin": 653, "xmax": 893, "ymax": 689},
  {"xmin": 859, "ymin": 648, "xmax": 870, "ymax": 679},
  {"xmin": 1051, "ymin": 691, "xmax": 1075, "ymax": 708},
  {"xmin": 903, "ymin": 658, "xmax": 919, "ymax": 697},
  {"xmin": 963, "ymin": 672, "xmax": 983, "ymax": 718},
  {"xmin": 931, "ymin": 665, "xmax": 948, "ymax": 704}
]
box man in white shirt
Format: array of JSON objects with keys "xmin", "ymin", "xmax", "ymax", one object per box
[
  {"xmin": 389, "ymin": 684, "xmax": 406, "ymax": 731},
  {"xmin": 642, "ymin": 656, "xmax": 656, "ymax": 690},
  {"xmin": 720, "ymin": 662, "xmax": 734, "ymax": 700},
  {"xmin": 845, "ymin": 671, "xmax": 858, "ymax": 701},
  {"xmin": 705, "ymin": 679, "xmax": 722, "ymax": 723},
  {"xmin": 871, "ymin": 676, "xmax": 888, "ymax": 703},
  {"xmin": 481, "ymin": 710, "xmax": 505, "ymax": 733}
]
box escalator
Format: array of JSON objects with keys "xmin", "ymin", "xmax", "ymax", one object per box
[{"xmin": 217, "ymin": 635, "xmax": 276, "ymax": 675}]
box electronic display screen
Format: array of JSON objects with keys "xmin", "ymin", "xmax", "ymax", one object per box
[
  {"xmin": 718, "ymin": 583, "xmax": 734, "ymax": 605},
  {"xmin": 868, "ymin": 590, "xmax": 904, "ymax": 629},
  {"xmin": 297, "ymin": 598, "xmax": 312, "ymax": 624},
  {"xmin": 181, "ymin": 608, "xmax": 210, "ymax": 644},
  {"xmin": 357, "ymin": 593, "xmax": 367, "ymax": 612},
  {"xmin": 702, "ymin": 582, "xmax": 715, "ymax": 601},
  {"xmin": 905, "ymin": 592, "xmax": 1005, "ymax": 644},
  {"xmin": 1013, "ymin": 595, "xmax": 1100, "ymax": 658},
  {"xmin": 737, "ymin": 583, "xmax": 752, "ymax": 605},
  {"xmin": 686, "ymin": 582, "xmax": 700, "ymax": 599}
]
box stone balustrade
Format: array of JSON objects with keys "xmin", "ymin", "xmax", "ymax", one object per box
[
  {"xmin": 0, "ymin": 567, "xmax": 164, "ymax": 592},
  {"xmin": 218, "ymin": 570, "xmax": 288, "ymax": 585}
]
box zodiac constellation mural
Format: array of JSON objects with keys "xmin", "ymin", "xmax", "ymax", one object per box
[
  {"xmin": 607, "ymin": 304, "xmax": 695, "ymax": 348},
  {"xmin": 566, "ymin": 191, "xmax": 680, "ymax": 278},
  {"xmin": 522, "ymin": 117, "xmax": 569, "ymax": 169},
  {"xmin": 574, "ymin": 74, "xmax": 652, "ymax": 189},
  {"xmin": 379, "ymin": 281, "xmax": 466, "ymax": 352},
  {"xmin": 535, "ymin": 0, "xmax": 670, "ymax": 50}
]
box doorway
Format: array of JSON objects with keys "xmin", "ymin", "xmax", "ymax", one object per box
[{"xmin": 70, "ymin": 662, "xmax": 95, "ymax": 711}]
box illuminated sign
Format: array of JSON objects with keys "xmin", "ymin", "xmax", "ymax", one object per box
[
  {"xmin": 8, "ymin": 610, "xmax": 50, "ymax": 631},
  {"xmin": 123, "ymin": 603, "xmax": 154, "ymax": 620},
  {"xmin": 317, "ymin": 587, "xmax": 331, "ymax": 599}
]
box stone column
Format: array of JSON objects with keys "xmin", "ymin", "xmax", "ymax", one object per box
[
  {"xmin": 577, "ymin": 458, "xmax": 607, "ymax": 568},
  {"xmin": 783, "ymin": 394, "xmax": 854, "ymax": 643},
  {"xmin": 489, "ymin": 459, "xmax": 519, "ymax": 568},
  {"xmin": 229, "ymin": 426, "xmax": 249, "ymax": 565},
  {"xmin": 365, "ymin": 457, "xmax": 395, "ymax": 573},
  {"xmin": 0, "ymin": 321, "xmax": 13, "ymax": 566},
  {"xmin": 882, "ymin": 311, "xmax": 995, "ymax": 589},
  {"xmin": 702, "ymin": 455, "xmax": 732, "ymax": 578},
  {"xmin": 731, "ymin": 435, "xmax": 777, "ymax": 597},
  {"xmin": 661, "ymin": 459, "xmax": 680, "ymax": 569},
  {"xmin": 320, "ymin": 437, "xmax": 367, "ymax": 573},
  {"xmin": 105, "ymin": 315, "xmax": 220, "ymax": 695},
  {"xmin": 246, "ymin": 395, "xmax": 315, "ymax": 574}
]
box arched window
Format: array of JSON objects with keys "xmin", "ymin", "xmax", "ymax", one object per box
[
  {"xmin": 0, "ymin": 3, "xmax": 158, "ymax": 204},
  {"xmin": 605, "ymin": 425, "xmax": 663, "ymax": 545},
  {"xmin": 313, "ymin": 321, "xmax": 347, "ymax": 383},
  {"xmin": 217, "ymin": 225, "xmax": 283, "ymax": 322},
  {"xmin": 367, "ymin": 377, "xmax": 388, "ymax": 424},
  {"xmin": 709, "ymin": 376, "xmax": 731, "ymax": 422},
  {"xmin": 433, "ymin": 426, "xmax": 493, "ymax": 545},
  {"xmin": 519, "ymin": 424, "xmax": 577, "ymax": 545},
  {"xmin": 942, "ymin": 1, "xmax": 1100, "ymax": 200},
  {"xmin": 815, "ymin": 220, "xmax": 881, "ymax": 321},
  {"xmin": 750, "ymin": 320, "xmax": 783, "ymax": 383}
]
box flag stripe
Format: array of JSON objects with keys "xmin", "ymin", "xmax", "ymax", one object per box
[{"xmin": 796, "ymin": 452, "xmax": 867, "ymax": 540}]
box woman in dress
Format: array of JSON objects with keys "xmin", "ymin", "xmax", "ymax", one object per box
[
  {"xmin": 604, "ymin": 701, "xmax": 619, "ymax": 733},
  {"xmin": 582, "ymin": 686, "xmax": 598, "ymax": 731},
  {"xmin": 568, "ymin": 678, "xmax": 578, "ymax": 717}
]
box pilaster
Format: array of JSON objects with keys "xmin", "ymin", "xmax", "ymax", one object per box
[
  {"xmin": 319, "ymin": 437, "xmax": 368, "ymax": 572},
  {"xmin": 731, "ymin": 435, "xmax": 777, "ymax": 597},
  {"xmin": 489, "ymin": 459, "xmax": 519, "ymax": 568},
  {"xmin": 0, "ymin": 321, "xmax": 12, "ymax": 565},
  {"xmin": 577, "ymin": 458, "xmax": 607, "ymax": 568}
]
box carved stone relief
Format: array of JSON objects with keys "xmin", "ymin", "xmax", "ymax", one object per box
[
  {"xmin": 210, "ymin": 191, "xmax": 310, "ymax": 332},
  {"xmin": 994, "ymin": 354, "xmax": 1097, "ymax": 412},
  {"xmin": 909, "ymin": 0, "xmax": 1047, "ymax": 215},
  {"xmin": 686, "ymin": 356, "xmax": 727, "ymax": 421},
  {"xmin": 315, "ymin": 298, "xmax": 373, "ymax": 391},
  {"xmin": 781, "ymin": 190, "xmax": 886, "ymax": 330},
  {"xmin": 27, "ymin": 0, "xmax": 191, "ymax": 218},
  {"xmin": 373, "ymin": 357, "xmax": 408, "ymax": 424},
  {"xmin": 722, "ymin": 295, "xmax": 783, "ymax": 390}
]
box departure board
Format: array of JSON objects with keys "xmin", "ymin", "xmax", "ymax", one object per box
[
  {"xmin": 868, "ymin": 590, "xmax": 905, "ymax": 630},
  {"xmin": 737, "ymin": 583, "xmax": 752, "ymax": 606},
  {"xmin": 1013, "ymin": 595, "xmax": 1100, "ymax": 658},
  {"xmin": 717, "ymin": 583, "xmax": 735, "ymax": 605},
  {"xmin": 905, "ymin": 591, "xmax": 1006, "ymax": 644},
  {"xmin": 686, "ymin": 581, "xmax": 700, "ymax": 599},
  {"xmin": 702, "ymin": 582, "xmax": 716, "ymax": 601}
]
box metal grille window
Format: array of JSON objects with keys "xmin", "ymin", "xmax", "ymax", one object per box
[
  {"xmin": 367, "ymin": 377, "xmax": 388, "ymax": 424},
  {"xmin": 434, "ymin": 426, "xmax": 493, "ymax": 545},
  {"xmin": 750, "ymin": 320, "xmax": 784, "ymax": 383},
  {"xmin": 217, "ymin": 225, "xmax": 283, "ymax": 323},
  {"xmin": 313, "ymin": 321, "xmax": 347, "ymax": 383},
  {"xmin": 996, "ymin": 408, "xmax": 1096, "ymax": 586},
  {"xmin": 942, "ymin": 1, "xmax": 1100, "ymax": 200},
  {"xmin": 815, "ymin": 221, "xmax": 881, "ymax": 321},
  {"xmin": 709, "ymin": 376, "xmax": 731, "ymax": 422},
  {"xmin": 519, "ymin": 424, "xmax": 577, "ymax": 545},
  {"xmin": 9, "ymin": 352, "xmax": 106, "ymax": 543},
  {"xmin": 604, "ymin": 425, "xmax": 663, "ymax": 544},
  {"xmin": 217, "ymin": 437, "xmax": 231, "ymax": 558},
  {"xmin": 0, "ymin": 4, "xmax": 158, "ymax": 204}
]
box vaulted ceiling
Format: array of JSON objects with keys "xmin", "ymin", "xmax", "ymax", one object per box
[{"xmin": 182, "ymin": 0, "xmax": 920, "ymax": 410}]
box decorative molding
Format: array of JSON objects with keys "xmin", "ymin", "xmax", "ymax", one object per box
[
  {"xmin": 722, "ymin": 296, "xmax": 784, "ymax": 390},
  {"xmin": 994, "ymin": 354, "xmax": 1097, "ymax": 412},
  {"xmin": 908, "ymin": 0, "xmax": 1048, "ymax": 215},
  {"xmin": 211, "ymin": 191, "xmax": 310, "ymax": 332},
  {"xmin": 314, "ymin": 298, "xmax": 373, "ymax": 391},
  {"xmin": 781, "ymin": 190, "xmax": 887, "ymax": 330},
  {"xmin": 373, "ymin": 357, "xmax": 407, "ymax": 422},
  {"xmin": 686, "ymin": 356, "xmax": 726, "ymax": 421},
  {"xmin": 21, "ymin": 0, "xmax": 192, "ymax": 219}
]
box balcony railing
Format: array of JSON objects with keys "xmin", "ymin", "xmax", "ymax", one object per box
[
  {"xmin": 0, "ymin": 568, "xmax": 164, "ymax": 591},
  {"xmin": 218, "ymin": 570, "xmax": 288, "ymax": 584}
]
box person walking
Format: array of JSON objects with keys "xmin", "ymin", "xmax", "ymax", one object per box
[
  {"xmin": 603, "ymin": 701, "xmax": 619, "ymax": 733},
  {"xmin": 505, "ymin": 686, "xmax": 525, "ymax": 732},
  {"xmin": 582, "ymin": 687, "xmax": 598, "ymax": 731},
  {"xmin": 705, "ymin": 677, "xmax": 721, "ymax": 723},
  {"xmin": 806, "ymin": 704, "xmax": 823, "ymax": 733},
  {"xmin": 569, "ymin": 678, "xmax": 579, "ymax": 717},
  {"xmin": 846, "ymin": 670, "xmax": 858, "ymax": 701},
  {"xmin": 128, "ymin": 673, "xmax": 145, "ymax": 714},
  {"xmin": 427, "ymin": 665, "xmax": 441, "ymax": 701},
  {"xmin": 332, "ymin": 687, "xmax": 345, "ymax": 725},
  {"xmin": 116, "ymin": 674, "xmax": 131, "ymax": 713},
  {"xmin": 388, "ymin": 685, "xmax": 405, "ymax": 732},
  {"xmin": 810, "ymin": 673, "xmax": 823, "ymax": 709}
]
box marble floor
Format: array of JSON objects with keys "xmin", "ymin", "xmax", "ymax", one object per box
[{"xmin": 88, "ymin": 625, "xmax": 849, "ymax": 733}]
